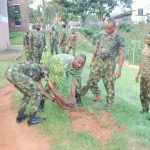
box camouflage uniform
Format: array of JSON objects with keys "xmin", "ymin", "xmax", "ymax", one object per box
[
  {"xmin": 23, "ymin": 31, "xmax": 33, "ymax": 61},
  {"xmin": 30, "ymin": 30, "xmax": 46, "ymax": 63},
  {"xmin": 67, "ymin": 31, "xmax": 77, "ymax": 56},
  {"xmin": 5, "ymin": 62, "xmax": 48, "ymax": 115},
  {"xmin": 60, "ymin": 28, "xmax": 68, "ymax": 54},
  {"xmin": 49, "ymin": 29, "xmax": 59, "ymax": 55},
  {"xmin": 140, "ymin": 45, "xmax": 150, "ymax": 112},
  {"xmin": 52, "ymin": 54, "xmax": 83, "ymax": 93},
  {"xmin": 87, "ymin": 30, "xmax": 124, "ymax": 105}
]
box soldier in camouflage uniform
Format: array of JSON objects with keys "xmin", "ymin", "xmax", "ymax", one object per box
[
  {"xmin": 81, "ymin": 18, "xmax": 124, "ymax": 110},
  {"xmin": 5, "ymin": 62, "xmax": 55, "ymax": 124},
  {"xmin": 30, "ymin": 23, "xmax": 46, "ymax": 63},
  {"xmin": 38, "ymin": 54, "xmax": 86, "ymax": 110},
  {"xmin": 66, "ymin": 29, "xmax": 77, "ymax": 56},
  {"xmin": 136, "ymin": 32, "xmax": 150, "ymax": 114},
  {"xmin": 23, "ymin": 30, "xmax": 33, "ymax": 61},
  {"xmin": 49, "ymin": 26, "xmax": 59, "ymax": 55},
  {"xmin": 60, "ymin": 24, "xmax": 68, "ymax": 54}
]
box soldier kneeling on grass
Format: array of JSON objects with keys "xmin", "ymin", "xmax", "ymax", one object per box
[{"xmin": 5, "ymin": 61, "xmax": 81, "ymax": 125}]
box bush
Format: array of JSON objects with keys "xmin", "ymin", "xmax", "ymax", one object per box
[{"xmin": 117, "ymin": 23, "xmax": 132, "ymax": 32}]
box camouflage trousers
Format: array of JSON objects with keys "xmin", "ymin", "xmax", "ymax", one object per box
[
  {"xmin": 33, "ymin": 47, "xmax": 44, "ymax": 63},
  {"xmin": 60, "ymin": 43, "xmax": 67, "ymax": 54},
  {"xmin": 67, "ymin": 45, "xmax": 76, "ymax": 56},
  {"xmin": 87, "ymin": 57, "xmax": 116, "ymax": 104},
  {"xmin": 50, "ymin": 41, "xmax": 58, "ymax": 55},
  {"xmin": 24, "ymin": 48, "xmax": 34, "ymax": 61},
  {"xmin": 5, "ymin": 67, "xmax": 42, "ymax": 115},
  {"xmin": 140, "ymin": 76, "xmax": 150, "ymax": 111}
]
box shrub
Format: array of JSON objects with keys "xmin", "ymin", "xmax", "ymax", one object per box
[{"xmin": 117, "ymin": 23, "xmax": 132, "ymax": 32}]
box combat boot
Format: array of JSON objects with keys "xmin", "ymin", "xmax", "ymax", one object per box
[
  {"xmin": 140, "ymin": 108, "xmax": 149, "ymax": 114},
  {"xmin": 16, "ymin": 111, "xmax": 28, "ymax": 123},
  {"xmin": 38, "ymin": 98, "xmax": 45, "ymax": 112},
  {"xmin": 28, "ymin": 113, "xmax": 46, "ymax": 125},
  {"xmin": 75, "ymin": 92, "xmax": 82, "ymax": 107}
]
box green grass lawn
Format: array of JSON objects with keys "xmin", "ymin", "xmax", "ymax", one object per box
[
  {"xmin": 7, "ymin": 27, "xmax": 150, "ymax": 149},
  {"xmin": 9, "ymin": 31, "xmax": 23, "ymax": 45},
  {"xmin": 6, "ymin": 52, "xmax": 149, "ymax": 150},
  {"xmin": 0, "ymin": 60, "xmax": 15, "ymax": 86}
]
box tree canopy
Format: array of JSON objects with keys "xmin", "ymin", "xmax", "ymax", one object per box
[{"xmin": 54, "ymin": 0, "xmax": 133, "ymax": 25}]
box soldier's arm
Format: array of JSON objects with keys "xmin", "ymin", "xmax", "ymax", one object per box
[
  {"xmin": 135, "ymin": 63, "xmax": 142, "ymax": 83},
  {"xmin": 37, "ymin": 81, "xmax": 54, "ymax": 101},
  {"xmin": 46, "ymin": 79, "xmax": 73, "ymax": 109},
  {"xmin": 115, "ymin": 49, "xmax": 124, "ymax": 78},
  {"xmin": 90, "ymin": 44, "xmax": 99, "ymax": 66}
]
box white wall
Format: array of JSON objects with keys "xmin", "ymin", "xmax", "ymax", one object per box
[{"xmin": 0, "ymin": 0, "xmax": 9, "ymax": 51}]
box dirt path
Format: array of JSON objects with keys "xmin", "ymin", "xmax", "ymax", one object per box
[
  {"xmin": 0, "ymin": 85, "xmax": 49, "ymax": 150},
  {"xmin": 69, "ymin": 109, "xmax": 125, "ymax": 145}
]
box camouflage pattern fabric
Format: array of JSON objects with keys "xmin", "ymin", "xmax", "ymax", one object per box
[
  {"xmin": 23, "ymin": 31, "xmax": 33, "ymax": 61},
  {"xmin": 96, "ymin": 31, "xmax": 124, "ymax": 59},
  {"xmin": 5, "ymin": 63, "xmax": 47, "ymax": 114},
  {"xmin": 67, "ymin": 33, "xmax": 77, "ymax": 56},
  {"xmin": 49, "ymin": 30, "xmax": 59, "ymax": 55},
  {"xmin": 87, "ymin": 30, "xmax": 124, "ymax": 105},
  {"xmin": 60, "ymin": 28, "xmax": 68, "ymax": 54},
  {"xmin": 30, "ymin": 30, "xmax": 46, "ymax": 63},
  {"xmin": 87, "ymin": 57, "xmax": 116, "ymax": 104},
  {"xmin": 140, "ymin": 76, "xmax": 150, "ymax": 112},
  {"xmin": 52, "ymin": 54, "xmax": 82, "ymax": 92}
]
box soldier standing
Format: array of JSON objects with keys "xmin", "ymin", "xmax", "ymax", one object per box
[
  {"xmin": 81, "ymin": 18, "xmax": 125, "ymax": 110},
  {"xmin": 23, "ymin": 30, "xmax": 32, "ymax": 61},
  {"xmin": 66, "ymin": 29, "xmax": 77, "ymax": 56},
  {"xmin": 60, "ymin": 23, "xmax": 68, "ymax": 54},
  {"xmin": 135, "ymin": 32, "xmax": 150, "ymax": 114},
  {"xmin": 30, "ymin": 23, "xmax": 46, "ymax": 63},
  {"xmin": 49, "ymin": 26, "xmax": 59, "ymax": 55}
]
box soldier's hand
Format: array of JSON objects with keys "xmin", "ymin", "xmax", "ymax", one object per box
[
  {"xmin": 115, "ymin": 69, "xmax": 121, "ymax": 78},
  {"xmin": 135, "ymin": 75, "xmax": 140, "ymax": 83}
]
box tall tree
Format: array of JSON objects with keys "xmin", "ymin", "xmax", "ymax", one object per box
[{"xmin": 55, "ymin": 0, "xmax": 133, "ymax": 26}]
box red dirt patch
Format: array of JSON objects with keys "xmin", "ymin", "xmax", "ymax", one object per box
[
  {"xmin": 0, "ymin": 84, "xmax": 49, "ymax": 150},
  {"xmin": 69, "ymin": 109, "xmax": 125, "ymax": 145}
]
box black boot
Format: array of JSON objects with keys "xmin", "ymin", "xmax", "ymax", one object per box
[
  {"xmin": 38, "ymin": 98, "xmax": 45, "ymax": 112},
  {"xmin": 75, "ymin": 92, "xmax": 82, "ymax": 107},
  {"xmin": 140, "ymin": 108, "xmax": 149, "ymax": 114},
  {"xmin": 16, "ymin": 111, "xmax": 28, "ymax": 123},
  {"xmin": 28, "ymin": 113, "xmax": 46, "ymax": 125}
]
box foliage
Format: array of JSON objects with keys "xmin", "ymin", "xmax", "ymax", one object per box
[
  {"xmin": 54, "ymin": 0, "xmax": 133, "ymax": 26},
  {"xmin": 28, "ymin": 0, "xmax": 62, "ymax": 25},
  {"xmin": 8, "ymin": 54, "xmax": 150, "ymax": 149},
  {"xmin": 122, "ymin": 24, "xmax": 149, "ymax": 64},
  {"xmin": 117, "ymin": 23, "xmax": 132, "ymax": 32},
  {"xmin": 41, "ymin": 52, "xmax": 70, "ymax": 97}
]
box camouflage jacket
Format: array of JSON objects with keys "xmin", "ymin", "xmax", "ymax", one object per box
[
  {"xmin": 30, "ymin": 30, "xmax": 46, "ymax": 48},
  {"xmin": 96, "ymin": 31, "xmax": 125, "ymax": 59},
  {"xmin": 6, "ymin": 62, "xmax": 48, "ymax": 82}
]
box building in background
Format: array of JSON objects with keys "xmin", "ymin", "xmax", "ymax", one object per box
[
  {"xmin": 8, "ymin": 0, "xmax": 29, "ymax": 31},
  {"xmin": 131, "ymin": 8, "xmax": 150, "ymax": 23},
  {"xmin": 0, "ymin": 0, "xmax": 9, "ymax": 51}
]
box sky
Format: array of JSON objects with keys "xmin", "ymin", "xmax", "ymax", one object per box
[{"xmin": 32, "ymin": 0, "xmax": 150, "ymax": 12}]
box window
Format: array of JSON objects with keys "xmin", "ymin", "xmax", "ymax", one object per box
[
  {"xmin": 14, "ymin": 4, "xmax": 20, "ymax": 13},
  {"xmin": 15, "ymin": 20, "xmax": 21, "ymax": 26},
  {"xmin": 14, "ymin": 4, "xmax": 21, "ymax": 26}
]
